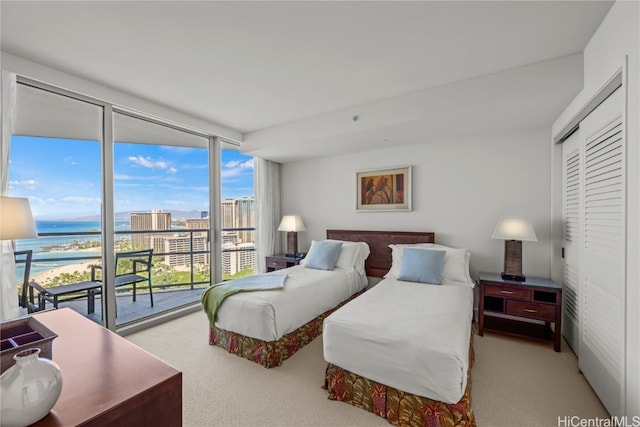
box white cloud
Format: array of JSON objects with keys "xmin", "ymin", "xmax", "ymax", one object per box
[
  {"xmin": 222, "ymin": 158, "xmax": 254, "ymax": 178},
  {"xmin": 10, "ymin": 179, "xmax": 39, "ymax": 190},
  {"xmin": 128, "ymin": 156, "xmax": 178, "ymax": 174},
  {"xmin": 164, "ymin": 200, "xmax": 184, "ymax": 206},
  {"xmin": 224, "ymin": 159, "xmax": 254, "ymax": 169}
]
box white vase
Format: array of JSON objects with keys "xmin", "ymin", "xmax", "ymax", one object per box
[{"xmin": 0, "ymin": 348, "xmax": 63, "ymax": 427}]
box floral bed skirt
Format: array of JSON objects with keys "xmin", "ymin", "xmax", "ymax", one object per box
[
  {"xmin": 323, "ymin": 333, "xmax": 476, "ymax": 427},
  {"xmin": 209, "ymin": 290, "xmax": 365, "ymax": 368}
]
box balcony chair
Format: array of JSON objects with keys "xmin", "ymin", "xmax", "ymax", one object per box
[
  {"xmin": 14, "ymin": 249, "xmax": 45, "ymax": 313},
  {"xmin": 92, "ymin": 249, "xmax": 154, "ymax": 307}
]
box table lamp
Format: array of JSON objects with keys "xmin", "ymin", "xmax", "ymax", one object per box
[
  {"xmin": 0, "ymin": 196, "xmax": 38, "ymax": 320},
  {"xmin": 491, "ymin": 216, "xmax": 537, "ymax": 282},
  {"xmin": 277, "ymin": 215, "xmax": 306, "ymax": 258}
]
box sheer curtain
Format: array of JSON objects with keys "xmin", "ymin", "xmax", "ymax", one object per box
[
  {"xmin": 254, "ymin": 157, "xmax": 281, "ymax": 273},
  {"xmin": 1, "ymin": 71, "xmax": 18, "ymax": 320}
]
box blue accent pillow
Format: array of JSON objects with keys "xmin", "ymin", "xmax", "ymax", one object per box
[
  {"xmin": 303, "ymin": 240, "xmax": 343, "ymax": 271},
  {"xmin": 398, "ymin": 248, "xmax": 445, "ymax": 284}
]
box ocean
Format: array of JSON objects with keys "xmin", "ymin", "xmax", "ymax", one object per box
[{"xmin": 16, "ymin": 220, "xmax": 131, "ymax": 276}]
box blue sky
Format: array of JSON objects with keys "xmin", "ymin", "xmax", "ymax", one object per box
[{"xmin": 8, "ymin": 136, "xmax": 254, "ymax": 219}]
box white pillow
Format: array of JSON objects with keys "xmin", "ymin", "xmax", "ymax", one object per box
[
  {"xmin": 303, "ymin": 240, "xmax": 370, "ymax": 276},
  {"xmin": 334, "ymin": 243, "xmax": 359, "ymax": 270},
  {"xmin": 386, "ymin": 243, "xmax": 473, "ymax": 287},
  {"xmin": 330, "ymin": 240, "xmax": 370, "ymax": 270}
]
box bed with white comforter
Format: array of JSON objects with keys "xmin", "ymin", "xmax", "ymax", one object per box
[
  {"xmin": 204, "ymin": 236, "xmax": 370, "ymax": 368},
  {"xmin": 322, "ymin": 237, "xmax": 476, "ymax": 426},
  {"xmin": 215, "ymin": 264, "xmax": 367, "ymax": 342},
  {"xmin": 323, "ymin": 276, "xmax": 473, "ymax": 404}
]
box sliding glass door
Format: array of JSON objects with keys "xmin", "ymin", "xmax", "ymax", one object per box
[{"xmin": 112, "ymin": 112, "xmax": 211, "ymax": 326}]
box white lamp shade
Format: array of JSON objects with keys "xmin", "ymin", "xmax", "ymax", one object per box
[
  {"xmin": 0, "ymin": 196, "xmax": 38, "ymax": 240},
  {"xmin": 491, "ymin": 216, "xmax": 537, "ymax": 242},
  {"xmin": 277, "ymin": 215, "xmax": 306, "ymax": 232}
]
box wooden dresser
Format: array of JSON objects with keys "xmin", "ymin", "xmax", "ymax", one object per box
[{"xmin": 30, "ymin": 308, "xmax": 182, "ymax": 426}]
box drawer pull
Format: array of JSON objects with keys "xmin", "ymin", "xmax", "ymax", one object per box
[
  {"xmin": 499, "ymin": 290, "xmax": 514, "ymax": 294},
  {"xmin": 523, "ymin": 308, "xmax": 538, "ymax": 313}
]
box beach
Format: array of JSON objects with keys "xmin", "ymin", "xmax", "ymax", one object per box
[
  {"xmin": 32, "ymin": 261, "xmax": 97, "ymax": 285},
  {"xmin": 30, "ymin": 246, "xmax": 101, "ymax": 285}
]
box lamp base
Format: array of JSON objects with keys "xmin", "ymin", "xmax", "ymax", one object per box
[
  {"xmin": 501, "ymin": 273, "xmax": 526, "ymax": 282},
  {"xmin": 503, "ymin": 240, "xmax": 525, "ymax": 281},
  {"xmin": 286, "ymin": 232, "xmax": 298, "ymax": 259}
]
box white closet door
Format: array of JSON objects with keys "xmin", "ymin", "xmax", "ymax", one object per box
[
  {"xmin": 579, "ymin": 87, "xmax": 625, "ymax": 416},
  {"xmin": 562, "ymin": 130, "xmax": 581, "ymax": 355}
]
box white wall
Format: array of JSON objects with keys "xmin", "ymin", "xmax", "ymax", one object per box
[
  {"xmin": 552, "ymin": 0, "xmax": 639, "ymax": 417},
  {"xmin": 281, "ymin": 127, "xmax": 552, "ymax": 281}
]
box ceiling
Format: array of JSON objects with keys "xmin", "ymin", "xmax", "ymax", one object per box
[{"xmin": 1, "ymin": 1, "xmax": 613, "ymax": 162}]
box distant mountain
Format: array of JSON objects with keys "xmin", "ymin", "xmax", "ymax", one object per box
[{"xmin": 74, "ymin": 210, "xmax": 207, "ymax": 221}]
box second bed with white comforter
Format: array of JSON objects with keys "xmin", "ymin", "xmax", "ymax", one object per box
[{"xmin": 323, "ymin": 276, "xmax": 474, "ymax": 404}]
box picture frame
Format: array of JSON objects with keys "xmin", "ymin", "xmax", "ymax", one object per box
[{"xmin": 356, "ymin": 166, "xmax": 412, "ymax": 211}]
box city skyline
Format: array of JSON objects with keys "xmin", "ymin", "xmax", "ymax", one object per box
[{"xmin": 8, "ymin": 135, "xmax": 254, "ymax": 220}]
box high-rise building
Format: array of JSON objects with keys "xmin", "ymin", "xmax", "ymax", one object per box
[
  {"xmin": 130, "ymin": 210, "xmax": 172, "ymax": 247},
  {"xmin": 235, "ymin": 197, "xmax": 255, "ymax": 243},
  {"xmin": 219, "ymin": 198, "xmax": 255, "ymax": 274},
  {"xmin": 222, "ymin": 242, "xmax": 255, "ymax": 276},
  {"xmin": 186, "ymin": 218, "xmax": 209, "ymax": 230},
  {"xmin": 221, "ymin": 199, "xmax": 235, "ymax": 230},
  {"xmin": 163, "ymin": 233, "xmax": 209, "ymax": 266},
  {"xmin": 222, "ymin": 233, "xmax": 238, "ymax": 245},
  {"xmin": 129, "ymin": 202, "xmax": 255, "ymax": 276},
  {"xmin": 221, "ymin": 197, "xmax": 255, "ymax": 244}
]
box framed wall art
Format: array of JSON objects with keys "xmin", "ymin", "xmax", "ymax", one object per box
[{"xmin": 356, "ymin": 166, "xmax": 412, "ymax": 211}]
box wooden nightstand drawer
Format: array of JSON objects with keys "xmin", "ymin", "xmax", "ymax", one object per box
[
  {"xmin": 506, "ymin": 300, "xmax": 556, "ymax": 321},
  {"xmin": 266, "ymin": 255, "xmax": 302, "ymax": 272},
  {"xmin": 266, "ymin": 258, "xmax": 286, "ymax": 270},
  {"xmin": 484, "ymin": 284, "xmax": 531, "ymax": 300}
]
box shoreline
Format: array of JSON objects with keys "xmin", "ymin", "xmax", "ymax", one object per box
[
  {"xmin": 39, "ymin": 247, "xmax": 101, "ymax": 255},
  {"xmin": 32, "ymin": 261, "xmax": 96, "ymax": 285}
]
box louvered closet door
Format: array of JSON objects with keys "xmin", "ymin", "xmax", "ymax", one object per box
[
  {"xmin": 562, "ymin": 130, "xmax": 581, "ymax": 355},
  {"xmin": 579, "ymin": 87, "xmax": 625, "ymax": 416}
]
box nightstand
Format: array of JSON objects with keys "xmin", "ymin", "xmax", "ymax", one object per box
[
  {"xmin": 266, "ymin": 254, "xmax": 302, "ymax": 272},
  {"xmin": 478, "ymin": 272, "xmax": 562, "ymax": 352}
]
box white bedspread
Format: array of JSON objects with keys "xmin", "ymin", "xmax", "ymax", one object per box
[
  {"xmin": 215, "ymin": 265, "xmax": 367, "ymax": 342},
  {"xmin": 323, "ymin": 277, "xmax": 473, "ymax": 404}
]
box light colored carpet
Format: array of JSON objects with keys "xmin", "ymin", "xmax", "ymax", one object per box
[{"xmin": 127, "ymin": 311, "xmax": 608, "ymax": 426}]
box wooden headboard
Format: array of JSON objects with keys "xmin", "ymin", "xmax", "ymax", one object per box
[{"xmin": 326, "ymin": 230, "xmax": 435, "ymax": 278}]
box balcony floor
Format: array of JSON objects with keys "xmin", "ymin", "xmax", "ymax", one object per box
[{"xmin": 27, "ymin": 287, "xmax": 208, "ymax": 326}]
